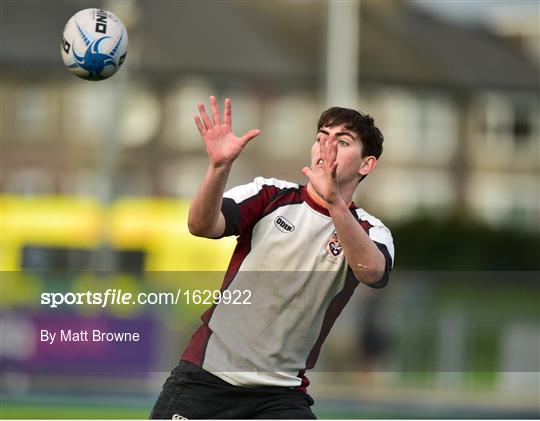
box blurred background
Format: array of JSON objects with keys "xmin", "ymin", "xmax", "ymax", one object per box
[{"xmin": 1, "ymin": 0, "xmax": 539, "ymax": 418}]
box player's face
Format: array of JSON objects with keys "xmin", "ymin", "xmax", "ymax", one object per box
[{"xmin": 310, "ymin": 124, "xmax": 370, "ymax": 185}]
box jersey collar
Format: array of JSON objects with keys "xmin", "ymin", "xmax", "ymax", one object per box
[{"xmin": 302, "ymin": 185, "xmax": 356, "ymax": 217}]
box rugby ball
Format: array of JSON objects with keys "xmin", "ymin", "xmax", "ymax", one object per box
[{"xmin": 61, "ymin": 8, "xmax": 128, "ymax": 81}]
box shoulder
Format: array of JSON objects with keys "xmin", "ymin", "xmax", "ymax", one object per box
[
  {"xmin": 353, "ymin": 208, "xmax": 390, "ymax": 231},
  {"xmin": 251, "ymin": 177, "xmax": 299, "ymax": 190},
  {"xmin": 223, "ymin": 177, "xmax": 299, "ymax": 203},
  {"xmin": 353, "ymin": 207, "xmax": 393, "ymax": 245},
  {"xmin": 354, "ymin": 207, "xmax": 395, "ymax": 267}
]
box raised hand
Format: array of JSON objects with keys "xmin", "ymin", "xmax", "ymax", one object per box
[
  {"xmin": 302, "ymin": 139, "xmax": 342, "ymax": 205},
  {"xmin": 194, "ymin": 96, "xmax": 261, "ymax": 168}
]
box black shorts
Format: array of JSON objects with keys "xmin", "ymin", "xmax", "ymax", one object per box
[{"xmin": 150, "ymin": 361, "xmax": 316, "ymax": 419}]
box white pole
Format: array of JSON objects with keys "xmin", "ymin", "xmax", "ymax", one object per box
[
  {"xmin": 325, "ymin": 0, "xmax": 361, "ymax": 108},
  {"xmin": 92, "ymin": 1, "xmax": 134, "ymax": 271}
]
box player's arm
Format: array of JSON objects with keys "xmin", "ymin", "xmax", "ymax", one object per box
[
  {"xmin": 188, "ymin": 96, "xmax": 260, "ymax": 238},
  {"xmin": 327, "ymin": 201, "xmax": 386, "ymax": 286},
  {"xmin": 302, "ymin": 139, "xmax": 386, "ymax": 286}
]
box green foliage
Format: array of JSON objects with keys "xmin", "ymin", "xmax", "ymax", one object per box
[{"xmin": 392, "ymin": 215, "xmax": 540, "ymax": 270}]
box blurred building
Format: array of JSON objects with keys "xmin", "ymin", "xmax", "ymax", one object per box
[{"xmin": 1, "ymin": 0, "xmax": 538, "ymax": 234}]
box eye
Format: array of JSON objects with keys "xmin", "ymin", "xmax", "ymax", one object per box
[{"xmin": 338, "ymin": 140, "xmax": 349, "ymax": 146}]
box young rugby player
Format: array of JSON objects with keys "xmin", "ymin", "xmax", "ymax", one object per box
[{"xmin": 150, "ymin": 97, "xmax": 394, "ymax": 419}]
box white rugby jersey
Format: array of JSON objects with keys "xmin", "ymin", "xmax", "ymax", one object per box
[{"xmin": 182, "ymin": 177, "xmax": 394, "ymax": 391}]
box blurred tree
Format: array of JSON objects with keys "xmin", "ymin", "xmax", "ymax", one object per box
[{"xmin": 392, "ymin": 214, "xmax": 540, "ymax": 270}]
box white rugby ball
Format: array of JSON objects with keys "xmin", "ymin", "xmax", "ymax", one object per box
[{"xmin": 61, "ymin": 8, "xmax": 128, "ymax": 81}]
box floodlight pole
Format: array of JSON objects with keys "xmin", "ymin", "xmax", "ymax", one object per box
[
  {"xmin": 325, "ymin": 0, "xmax": 361, "ymax": 108},
  {"xmin": 91, "ymin": 69, "xmax": 127, "ymax": 273},
  {"xmin": 91, "ymin": 1, "xmax": 138, "ymax": 273}
]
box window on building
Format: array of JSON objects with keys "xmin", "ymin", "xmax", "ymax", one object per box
[
  {"xmin": 512, "ymin": 103, "xmax": 533, "ymax": 148},
  {"xmin": 374, "ymin": 89, "xmax": 457, "ymax": 164},
  {"xmin": 119, "ymin": 89, "xmax": 160, "ymax": 148},
  {"xmin": 472, "ymin": 93, "xmax": 537, "ymax": 156},
  {"xmin": 15, "ymin": 85, "xmax": 49, "ymax": 141},
  {"xmin": 63, "ymin": 82, "xmax": 114, "ymax": 144}
]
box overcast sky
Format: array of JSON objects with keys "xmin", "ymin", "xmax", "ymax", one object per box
[{"xmin": 410, "ymin": 0, "xmax": 540, "ymax": 25}]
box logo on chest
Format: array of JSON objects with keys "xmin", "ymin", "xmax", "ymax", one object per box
[
  {"xmin": 327, "ymin": 231, "xmax": 343, "ymax": 256},
  {"xmin": 274, "ymin": 216, "xmax": 295, "ymax": 233}
]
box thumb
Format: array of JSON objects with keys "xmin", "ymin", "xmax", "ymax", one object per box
[
  {"xmin": 239, "ymin": 129, "xmax": 261, "ymax": 146},
  {"xmin": 302, "ymin": 166, "xmax": 314, "ymax": 180}
]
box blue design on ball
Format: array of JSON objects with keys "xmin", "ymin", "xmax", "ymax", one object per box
[{"xmin": 70, "ymin": 22, "xmax": 124, "ymax": 81}]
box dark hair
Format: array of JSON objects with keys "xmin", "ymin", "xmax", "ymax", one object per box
[{"xmin": 317, "ymin": 107, "xmax": 384, "ymax": 158}]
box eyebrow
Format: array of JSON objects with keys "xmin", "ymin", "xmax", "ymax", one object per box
[{"xmin": 318, "ymin": 128, "xmax": 358, "ymax": 141}]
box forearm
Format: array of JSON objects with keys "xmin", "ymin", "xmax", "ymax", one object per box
[
  {"xmin": 188, "ymin": 163, "xmax": 231, "ymax": 237},
  {"xmin": 328, "ymin": 200, "xmax": 386, "ymax": 286}
]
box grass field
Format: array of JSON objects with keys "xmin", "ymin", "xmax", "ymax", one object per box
[
  {"xmin": 3, "ymin": 399, "xmax": 537, "ymax": 419},
  {"xmin": 1, "ymin": 404, "xmax": 146, "ymax": 420},
  {"xmin": 0, "ymin": 394, "xmax": 430, "ymax": 420},
  {"xmin": 0, "ymin": 402, "xmax": 375, "ymax": 420}
]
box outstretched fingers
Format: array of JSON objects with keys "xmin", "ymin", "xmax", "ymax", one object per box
[
  {"xmin": 327, "ymin": 140, "xmax": 338, "ymax": 167},
  {"xmin": 197, "ymin": 102, "xmax": 213, "ymax": 130},
  {"xmin": 196, "ymin": 97, "xmax": 231, "ymax": 133},
  {"xmin": 320, "ymin": 140, "xmax": 332, "ymax": 169},
  {"xmin": 210, "ymin": 96, "xmax": 221, "ymax": 126},
  {"xmin": 223, "ymin": 98, "xmax": 232, "ymax": 126},
  {"xmin": 194, "ymin": 115, "xmax": 206, "ymax": 136},
  {"xmin": 321, "ymin": 139, "xmax": 337, "ymax": 168},
  {"xmin": 330, "ymin": 161, "xmax": 338, "ymax": 178}
]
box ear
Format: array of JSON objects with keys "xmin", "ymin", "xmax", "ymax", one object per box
[{"xmin": 359, "ymin": 156, "xmax": 378, "ymax": 177}]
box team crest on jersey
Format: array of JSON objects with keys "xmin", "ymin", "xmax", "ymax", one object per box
[{"xmin": 327, "ymin": 231, "xmax": 343, "ymax": 257}]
